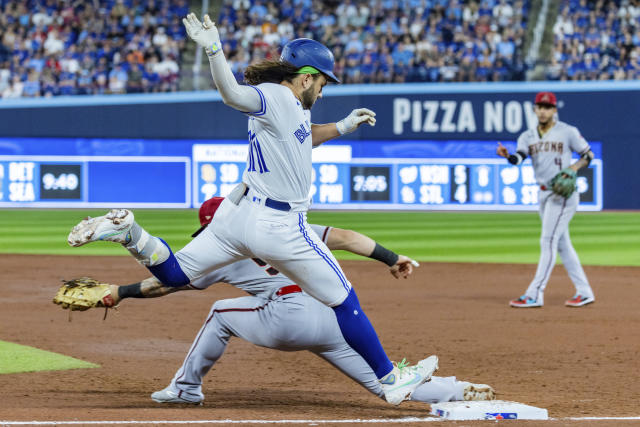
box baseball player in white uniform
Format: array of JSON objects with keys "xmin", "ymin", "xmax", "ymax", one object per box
[
  {"xmin": 497, "ymin": 91, "xmax": 595, "ymax": 308},
  {"xmin": 95, "ymin": 197, "xmax": 494, "ymax": 405},
  {"xmin": 68, "ymin": 13, "xmax": 435, "ymax": 405}
]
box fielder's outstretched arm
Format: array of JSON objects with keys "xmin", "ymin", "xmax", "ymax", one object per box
[
  {"xmin": 108, "ymin": 277, "xmax": 187, "ymax": 305},
  {"xmin": 183, "ymin": 13, "xmax": 262, "ymax": 113},
  {"xmin": 325, "ymin": 227, "xmax": 419, "ymax": 279}
]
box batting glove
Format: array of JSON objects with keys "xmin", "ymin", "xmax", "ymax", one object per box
[
  {"xmin": 182, "ymin": 13, "xmax": 222, "ymax": 57},
  {"xmin": 336, "ymin": 108, "xmax": 376, "ymax": 135}
]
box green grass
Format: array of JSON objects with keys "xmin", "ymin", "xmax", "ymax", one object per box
[
  {"xmin": 0, "ymin": 209, "xmax": 638, "ymax": 266},
  {"xmin": 0, "ymin": 340, "xmax": 99, "ymax": 374}
]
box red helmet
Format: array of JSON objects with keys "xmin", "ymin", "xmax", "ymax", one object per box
[
  {"xmin": 192, "ymin": 197, "xmax": 224, "ymax": 237},
  {"xmin": 534, "ymin": 91, "xmax": 557, "ymax": 107}
]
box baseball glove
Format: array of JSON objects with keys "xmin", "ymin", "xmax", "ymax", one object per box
[
  {"xmin": 549, "ymin": 168, "xmax": 577, "ymax": 198},
  {"xmin": 53, "ymin": 277, "xmax": 115, "ymax": 313}
]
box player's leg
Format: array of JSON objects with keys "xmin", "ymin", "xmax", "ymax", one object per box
[
  {"xmin": 68, "ymin": 209, "xmax": 191, "ymax": 286},
  {"xmin": 518, "ymin": 192, "xmax": 578, "ymax": 306},
  {"xmin": 557, "ymin": 229, "xmax": 595, "ymax": 306},
  {"xmin": 315, "ymin": 345, "xmax": 491, "ymax": 403},
  {"xmin": 68, "ymin": 202, "xmax": 245, "ymax": 287},
  {"xmin": 247, "ymin": 208, "xmax": 435, "ymax": 404},
  {"xmin": 152, "ymin": 295, "xmax": 275, "ymax": 403}
]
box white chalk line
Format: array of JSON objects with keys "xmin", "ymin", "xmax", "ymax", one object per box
[{"xmin": 2, "ymin": 417, "xmax": 640, "ymax": 425}]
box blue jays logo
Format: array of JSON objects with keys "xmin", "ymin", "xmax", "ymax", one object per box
[
  {"xmin": 484, "ymin": 413, "xmax": 518, "ymax": 420},
  {"xmin": 294, "ymin": 121, "xmax": 312, "ymax": 144}
]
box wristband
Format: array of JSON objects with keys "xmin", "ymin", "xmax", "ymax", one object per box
[
  {"xmin": 369, "ymin": 242, "xmax": 399, "ymax": 267},
  {"xmin": 205, "ymin": 42, "xmax": 222, "ymax": 57},
  {"xmin": 118, "ymin": 283, "xmax": 144, "ymax": 299}
]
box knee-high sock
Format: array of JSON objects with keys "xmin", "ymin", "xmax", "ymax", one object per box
[
  {"xmin": 332, "ymin": 288, "xmax": 393, "ymax": 379},
  {"xmin": 124, "ymin": 222, "xmax": 189, "ymax": 287},
  {"xmin": 147, "ymin": 239, "xmax": 190, "ymax": 287}
]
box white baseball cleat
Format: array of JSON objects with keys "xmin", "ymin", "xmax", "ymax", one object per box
[
  {"xmin": 151, "ymin": 387, "xmax": 203, "ymax": 405},
  {"xmin": 67, "ymin": 209, "xmax": 134, "ymax": 247},
  {"xmin": 462, "ymin": 383, "xmax": 496, "ymax": 401},
  {"xmin": 380, "ymin": 355, "xmax": 439, "ymax": 405}
]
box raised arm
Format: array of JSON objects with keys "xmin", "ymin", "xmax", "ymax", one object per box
[
  {"xmin": 325, "ymin": 227, "xmax": 419, "ymax": 279},
  {"xmin": 183, "ymin": 13, "xmax": 262, "ymax": 113}
]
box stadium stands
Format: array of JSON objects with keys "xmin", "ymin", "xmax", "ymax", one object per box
[
  {"xmin": 551, "ymin": 0, "xmax": 640, "ymax": 81},
  {"xmin": 0, "ymin": 0, "xmax": 187, "ymax": 97},
  {"xmin": 0, "ymin": 0, "xmax": 638, "ymax": 98}
]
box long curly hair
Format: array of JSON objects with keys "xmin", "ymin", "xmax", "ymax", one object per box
[{"xmin": 244, "ymin": 60, "xmax": 320, "ymax": 85}]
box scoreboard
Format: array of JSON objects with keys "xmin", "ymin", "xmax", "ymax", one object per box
[
  {"xmin": 0, "ymin": 155, "xmax": 190, "ymax": 208},
  {"xmin": 193, "ymin": 142, "xmax": 602, "ymax": 211},
  {"xmin": 0, "ymin": 138, "xmax": 602, "ymax": 210}
]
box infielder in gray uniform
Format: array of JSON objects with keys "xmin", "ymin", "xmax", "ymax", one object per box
[
  {"xmin": 103, "ymin": 197, "xmax": 494, "ymax": 405},
  {"xmin": 497, "ymin": 91, "xmax": 595, "ymax": 308}
]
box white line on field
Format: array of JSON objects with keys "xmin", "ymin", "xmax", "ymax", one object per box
[{"xmin": 2, "ymin": 417, "xmax": 640, "ymax": 425}]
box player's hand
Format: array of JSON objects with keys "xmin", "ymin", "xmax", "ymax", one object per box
[
  {"xmin": 336, "ymin": 108, "xmax": 376, "ymax": 135},
  {"xmin": 496, "ymin": 142, "xmax": 509, "ymax": 158},
  {"xmin": 182, "ymin": 13, "xmax": 222, "ymax": 57},
  {"xmin": 390, "ymin": 255, "xmax": 419, "ymax": 279}
]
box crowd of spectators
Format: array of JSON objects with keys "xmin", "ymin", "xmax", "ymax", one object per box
[
  {"xmin": 219, "ymin": 0, "xmax": 529, "ymax": 84},
  {"xmin": 0, "ymin": 0, "xmax": 186, "ymax": 98},
  {"xmin": 1, "ymin": 0, "xmax": 639, "ymax": 98},
  {"xmin": 550, "ymin": 0, "xmax": 640, "ymax": 80}
]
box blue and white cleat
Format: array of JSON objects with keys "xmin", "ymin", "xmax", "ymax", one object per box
[
  {"xmin": 67, "ymin": 209, "xmax": 134, "ymax": 247},
  {"xmin": 380, "ymin": 355, "xmax": 439, "ymax": 405},
  {"xmin": 509, "ymin": 295, "xmax": 543, "ymax": 308},
  {"xmin": 151, "ymin": 387, "xmax": 203, "ymax": 405}
]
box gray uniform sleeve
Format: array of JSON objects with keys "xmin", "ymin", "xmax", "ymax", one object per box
[
  {"xmin": 568, "ymin": 126, "xmax": 590, "ymax": 154},
  {"xmin": 516, "ymin": 131, "xmax": 530, "ymax": 155},
  {"xmin": 309, "ymin": 224, "xmax": 332, "ymax": 244},
  {"xmin": 507, "ymin": 131, "xmax": 531, "ymax": 165}
]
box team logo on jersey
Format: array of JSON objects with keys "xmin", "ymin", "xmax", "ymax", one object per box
[
  {"xmin": 530, "ymin": 141, "xmax": 564, "ymax": 155},
  {"xmin": 294, "ymin": 121, "xmax": 312, "ymax": 144}
]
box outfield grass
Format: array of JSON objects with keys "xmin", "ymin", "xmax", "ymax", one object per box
[
  {"xmin": 0, "ymin": 209, "xmax": 638, "ymax": 266},
  {"xmin": 0, "ymin": 340, "xmax": 98, "ymax": 374}
]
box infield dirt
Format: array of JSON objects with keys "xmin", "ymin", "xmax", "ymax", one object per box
[{"xmin": 0, "ymin": 254, "xmax": 638, "ymax": 425}]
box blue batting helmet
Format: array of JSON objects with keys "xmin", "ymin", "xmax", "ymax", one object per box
[{"xmin": 280, "ymin": 38, "xmax": 340, "ymax": 83}]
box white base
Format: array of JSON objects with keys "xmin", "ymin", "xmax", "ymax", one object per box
[{"xmin": 430, "ymin": 400, "xmax": 548, "ymax": 420}]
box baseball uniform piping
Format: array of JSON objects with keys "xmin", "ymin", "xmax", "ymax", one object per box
[
  {"xmin": 534, "ymin": 197, "xmax": 567, "ymax": 295},
  {"xmin": 243, "ymin": 85, "xmax": 266, "ymax": 116},
  {"xmin": 298, "ymin": 214, "xmax": 350, "ymax": 292}
]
